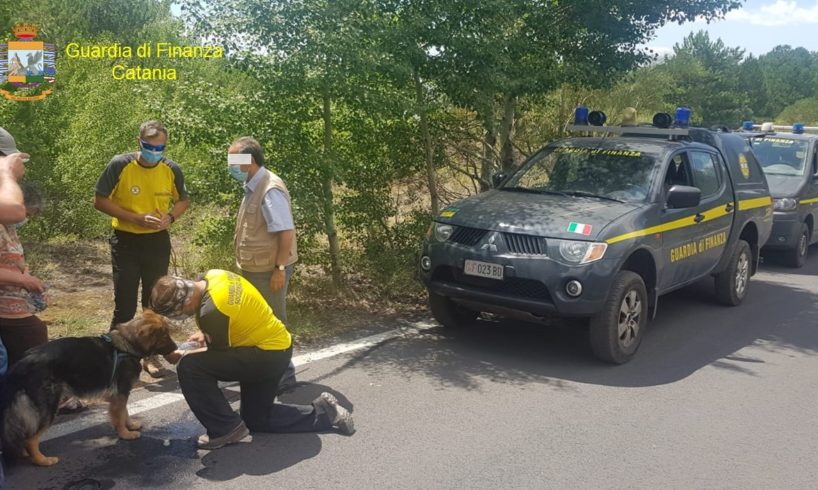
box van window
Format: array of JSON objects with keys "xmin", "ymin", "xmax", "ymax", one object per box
[{"xmin": 688, "ymin": 151, "xmax": 720, "ymax": 198}]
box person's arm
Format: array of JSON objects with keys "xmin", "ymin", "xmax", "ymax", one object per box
[
  {"xmin": 0, "ymin": 267, "xmax": 45, "ymax": 292},
  {"xmin": 260, "ymin": 188, "xmax": 295, "ymax": 292},
  {"xmin": 0, "ymin": 153, "xmax": 27, "ymax": 224},
  {"xmin": 159, "ymin": 161, "xmax": 190, "ymax": 229}
]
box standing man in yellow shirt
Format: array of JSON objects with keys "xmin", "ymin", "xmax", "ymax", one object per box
[
  {"xmin": 151, "ymin": 270, "xmax": 354, "ymax": 449},
  {"xmin": 94, "ymin": 120, "xmax": 189, "ymax": 377}
]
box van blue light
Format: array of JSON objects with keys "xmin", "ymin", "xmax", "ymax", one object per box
[
  {"xmin": 574, "ymin": 105, "xmax": 589, "ymax": 125},
  {"xmin": 742, "ymin": 121, "xmax": 754, "ymax": 131},
  {"xmin": 674, "ymin": 107, "xmax": 691, "ymax": 128},
  {"xmin": 793, "ymin": 123, "xmax": 805, "ymax": 134}
]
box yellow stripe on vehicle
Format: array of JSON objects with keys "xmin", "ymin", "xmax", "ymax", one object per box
[
  {"xmin": 801, "ymin": 197, "xmax": 818, "ymax": 205},
  {"xmin": 606, "ymin": 204, "xmax": 733, "ymax": 245},
  {"xmin": 738, "ymin": 196, "xmax": 773, "ymax": 211}
]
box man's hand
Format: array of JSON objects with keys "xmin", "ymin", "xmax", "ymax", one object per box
[
  {"xmin": 138, "ymin": 212, "xmax": 163, "ymax": 230},
  {"xmin": 0, "ymin": 153, "xmax": 28, "ymax": 181},
  {"xmin": 270, "ymin": 269, "xmax": 285, "ymax": 292},
  {"xmin": 187, "ymin": 331, "xmax": 206, "ymax": 347},
  {"xmin": 19, "ymin": 273, "xmax": 45, "ymax": 293},
  {"xmin": 164, "ymin": 351, "xmax": 183, "ymax": 365}
]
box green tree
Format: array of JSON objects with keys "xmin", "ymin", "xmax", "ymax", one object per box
[{"xmin": 758, "ymin": 46, "xmax": 818, "ymax": 117}]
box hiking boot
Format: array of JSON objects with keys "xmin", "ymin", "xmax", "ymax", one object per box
[
  {"xmin": 197, "ymin": 421, "xmax": 250, "ymax": 450},
  {"xmin": 314, "ymin": 392, "xmax": 355, "ymax": 435}
]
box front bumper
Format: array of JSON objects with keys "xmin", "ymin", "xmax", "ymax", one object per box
[
  {"xmin": 763, "ymin": 212, "xmax": 802, "ymax": 250},
  {"xmin": 419, "ymin": 240, "xmax": 619, "ymax": 319}
]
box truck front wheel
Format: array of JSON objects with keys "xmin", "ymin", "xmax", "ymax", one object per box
[
  {"xmin": 784, "ymin": 223, "xmax": 809, "ymax": 268},
  {"xmin": 714, "ymin": 239, "xmax": 751, "ymax": 306},
  {"xmin": 428, "ymin": 291, "xmax": 478, "ymax": 328},
  {"xmin": 589, "ymin": 271, "xmax": 647, "ymax": 364}
]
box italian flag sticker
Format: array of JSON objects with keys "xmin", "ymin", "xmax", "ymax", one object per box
[{"xmin": 568, "ymin": 222, "xmax": 592, "ymax": 236}]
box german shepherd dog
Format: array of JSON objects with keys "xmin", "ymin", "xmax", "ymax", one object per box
[{"xmin": 1, "ymin": 310, "xmax": 177, "ymax": 466}]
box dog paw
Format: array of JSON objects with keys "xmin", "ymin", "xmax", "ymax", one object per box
[
  {"xmin": 126, "ymin": 418, "xmax": 143, "ymax": 431},
  {"xmin": 31, "ymin": 455, "xmax": 59, "ymax": 466},
  {"xmin": 118, "ymin": 429, "xmax": 141, "ymax": 440}
]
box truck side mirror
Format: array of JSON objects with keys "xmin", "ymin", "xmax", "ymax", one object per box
[
  {"xmin": 492, "ymin": 173, "xmax": 507, "ymax": 188},
  {"xmin": 666, "ymin": 185, "xmax": 701, "ymax": 209}
]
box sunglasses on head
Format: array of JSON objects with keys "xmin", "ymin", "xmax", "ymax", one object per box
[{"xmin": 140, "ymin": 140, "xmax": 166, "ymax": 152}]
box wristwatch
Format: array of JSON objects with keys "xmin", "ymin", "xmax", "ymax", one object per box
[{"xmin": 275, "ymin": 264, "xmax": 286, "ymax": 271}]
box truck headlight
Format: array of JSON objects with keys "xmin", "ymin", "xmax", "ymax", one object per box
[
  {"xmin": 433, "ymin": 223, "xmax": 454, "ymax": 242},
  {"xmin": 555, "ymin": 240, "xmax": 608, "ymax": 265},
  {"xmin": 773, "ymin": 198, "xmax": 798, "ymax": 211}
]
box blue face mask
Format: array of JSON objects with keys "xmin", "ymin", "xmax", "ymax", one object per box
[
  {"xmin": 229, "ymin": 165, "xmax": 248, "ymax": 182},
  {"xmin": 140, "ymin": 140, "xmax": 165, "ymax": 165}
]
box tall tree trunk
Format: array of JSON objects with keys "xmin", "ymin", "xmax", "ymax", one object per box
[
  {"xmin": 321, "ymin": 87, "xmax": 342, "ymax": 290},
  {"xmin": 480, "ymin": 95, "xmax": 497, "ymax": 192},
  {"xmin": 414, "ymin": 70, "xmax": 439, "ymax": 216},
  {"xmin": 498, "ymin": 93, "xmax": 517, "ymax": 173}
]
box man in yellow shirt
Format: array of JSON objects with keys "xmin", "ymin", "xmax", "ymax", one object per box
[
  {"xmin": 94, "ymin": 120, "xmax": 189, "ymax": 376},
  {"xmin": 151, "ymin": 270, "xmax": 354, "ymax": 449}
]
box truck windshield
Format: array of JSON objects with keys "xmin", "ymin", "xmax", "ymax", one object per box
[
  {"xmin": 501, "ymin": 146, "xmax": 657, "ymax": 202},
  {"xmin": 752, "ymin": 138, "xmax": 810, "ymax": 177}
]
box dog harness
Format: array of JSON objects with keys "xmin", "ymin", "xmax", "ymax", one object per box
[{"xmin": 100, "ymin": 334, "xmax": 140, "ymax": 387}]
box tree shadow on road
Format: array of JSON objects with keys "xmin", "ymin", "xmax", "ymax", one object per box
[{"xmin": 325, "ymin": 257, "xmax": 818, "ymax": 390}]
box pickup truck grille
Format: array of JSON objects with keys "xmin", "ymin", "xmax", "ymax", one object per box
[
  {"xmin": 502, "ymin": 233, "xmax": 547, "ymax": 255},
  {"xmin": 449, "ymin": 226, "xmax": 488, "ymax": 246}
]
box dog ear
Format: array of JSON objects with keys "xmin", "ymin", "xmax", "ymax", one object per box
[{"xmin": 141, "ymin": 309, "xmax": 162, "ymax": 325}]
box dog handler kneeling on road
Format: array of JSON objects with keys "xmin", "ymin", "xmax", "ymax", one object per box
[{"xmin": 150, "ymin": 269, "xmax": 354, "ymax": 450}]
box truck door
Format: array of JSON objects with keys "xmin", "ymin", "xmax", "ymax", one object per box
[
  {"xmin": 686, "ymin": 150, "xmax": 734, "ymax": 277},
  {"xmin": 659, "ymin": 150, "xmax": 733, "ymax": 291}
]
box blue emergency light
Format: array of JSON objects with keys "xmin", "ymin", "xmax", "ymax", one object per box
[
  {"xmin": 742, "ymin": 121, "xmax": 754, "ymax": 131},
  {"xmin": 574, "ymin": 105, "xmax": 589, "ymax": 125},
  {"xmin": 588, "ymin": 110, "xmax": 607, "ymax": 127},
  {"xmin": 793, "ymin": 123, "xmax": 805, "ymax": 134},
  {"xmin": 674, "ymin": 107, "xmax": 691, "ymax": 128}
]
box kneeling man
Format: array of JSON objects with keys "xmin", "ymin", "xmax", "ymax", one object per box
[{"xmin": 151, "ymin": 269, "xmax": 354, "ymax": 450}]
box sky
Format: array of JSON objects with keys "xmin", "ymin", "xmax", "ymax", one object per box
[
  {"xmin": 649, "ymin": 0, "xmax": 818, "ymax": 57},
  {"xmin": 170, "ymin": 0, "xmax": 818, "ymax": 57}
]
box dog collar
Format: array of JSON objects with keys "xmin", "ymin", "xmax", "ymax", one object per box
[{"xmin": 100, "ymin": 334, "xmax": 140, "ymax": 387}]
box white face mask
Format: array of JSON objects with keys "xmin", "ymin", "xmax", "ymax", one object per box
[{"xmin": 11, "ymin": 218, "xmax": 28, "ymax": 229}]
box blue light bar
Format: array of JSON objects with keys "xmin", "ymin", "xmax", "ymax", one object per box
[
  {"xmin": 793, "ymin": 123, "xmax": 805, "ymax": 134},
  {"xmin": 742, "ymin": 121, "xmax": 754, "ymax": 131},
  {"xmin": 674, "ymin": 107, "xmax": 691, "ymax": 128},
  {"xmin": 574, "ymin": 105, "xmax": 589, "ymax": 125}
]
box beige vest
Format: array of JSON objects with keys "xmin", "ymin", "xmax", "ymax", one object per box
[{"xmin": 234, "ymin": 168, "xmax": 298, "ymax": 272}]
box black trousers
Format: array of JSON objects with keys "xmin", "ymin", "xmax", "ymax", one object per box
[
  {"xmin": 176, "ymin": 346, "xmax": 331, "ymax": 438},
  {"xmin": 109, "ymin": 229, "xmax": 171, "ymax": 327}
]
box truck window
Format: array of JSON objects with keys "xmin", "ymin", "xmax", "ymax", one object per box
[
  {"xmin": 688, "ymin": 151, "xmax": 720, "ymax": 198},
  {"xmin": 665, "ymin": 153, "xmax": 693, "ymax": 189}
]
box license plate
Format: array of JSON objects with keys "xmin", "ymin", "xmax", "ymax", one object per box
[{"xmin": 463, "ymin": 260, "xmax": 504, "ymax": 280}]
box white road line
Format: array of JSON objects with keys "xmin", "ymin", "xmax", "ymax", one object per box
[{"xmin": 42, "ymin": 321, "xmax": 435, "ymax": 442}]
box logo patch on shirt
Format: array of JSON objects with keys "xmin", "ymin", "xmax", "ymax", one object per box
[{"xmin": 130, "ymin": 185, "xmax": 141, "ymax": 195}]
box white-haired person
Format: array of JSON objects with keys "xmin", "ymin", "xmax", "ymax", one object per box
[{"xmin": 150, "ymin": 270, "xmax": 354, "ymax": 450}]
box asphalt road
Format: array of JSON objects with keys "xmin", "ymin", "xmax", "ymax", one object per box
[{"xmin": 7, "ymin": 249, "xmax": 818, "ymax": 489}]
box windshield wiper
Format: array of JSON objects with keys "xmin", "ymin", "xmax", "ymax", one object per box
[
  {"xmin": 561, "ymin": 190, "xmax": 625, "ymax": 203},
  {"xmin": 502, "ymin": 187, "xmax": 569, "ymax": 197}
]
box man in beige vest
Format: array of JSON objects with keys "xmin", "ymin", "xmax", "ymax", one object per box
[{"xmin": 228, "ymin": 137, "xmax": 297, "ymax": 389}]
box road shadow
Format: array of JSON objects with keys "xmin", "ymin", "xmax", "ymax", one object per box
[{"xmin": 333, "ymin": 255, "xmax": 818, "ymax": 390}]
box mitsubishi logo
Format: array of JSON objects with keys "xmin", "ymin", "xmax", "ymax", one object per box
[{"xmin": 480, "ymin": 233, "xmax": 498, "ymax": 252}]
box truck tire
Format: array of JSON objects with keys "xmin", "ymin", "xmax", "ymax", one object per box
[
  {"xmin": 589, "ymin": 271, "xmax": 647, "ymax": 364},
  {"xmin": 784, "ymin": 223, "xmax": 809, "ymax": 268},
  {"xmin": 428, "ymin": 291, "xmax": 478, "ymax": 328},
  {"xmin": 714, "ymin": 239, "xmax": 751, "ymax": 306}
]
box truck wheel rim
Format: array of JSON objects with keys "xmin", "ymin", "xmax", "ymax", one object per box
[
  {"xmin": 799, "ymin": 232, "xmax": 808, "ymax": 257},
  {"xmin": 617, "ymin": 290, "xmax": 642, "ymax": 349},
  {"xmin": 736, "ymin": 251, "xmax": 749, "ymax": 296}
]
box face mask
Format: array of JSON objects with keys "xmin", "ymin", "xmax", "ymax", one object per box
[
  {"xmin": 229, "ymin": 165, "xmax": 248, "ymax": 182},
  {"xmin": 11, "ymin": 218, "xmax": 28, "ymax": 229},
  {"xmin": 140, "ymin": 140, "xmax": 165, "ymax": 165}
]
